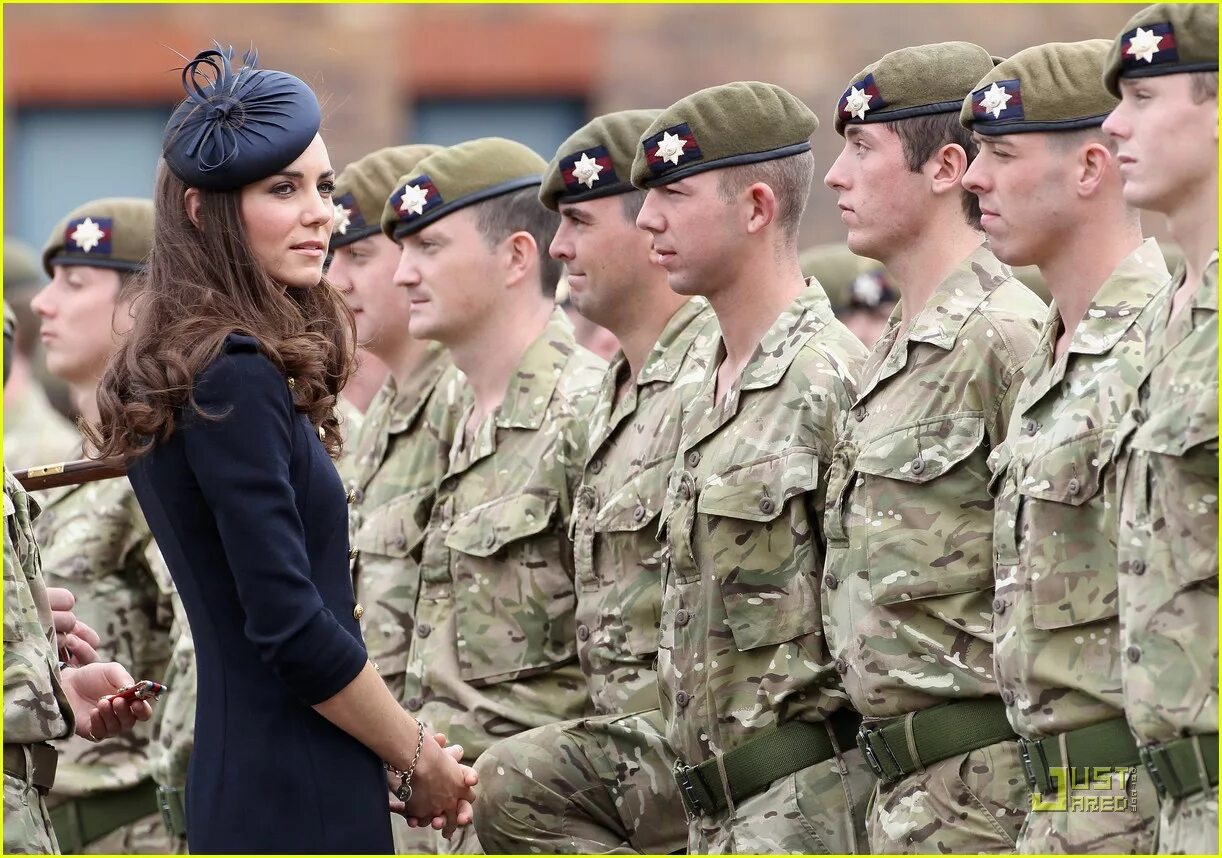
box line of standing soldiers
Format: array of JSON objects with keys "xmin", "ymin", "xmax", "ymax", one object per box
[{"xmin": 4, "ymin": 3, "xmax": 1216, "ymax": 854}]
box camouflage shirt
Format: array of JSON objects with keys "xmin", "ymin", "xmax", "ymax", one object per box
[
  {"xmin": 3, "ymin": 467, "xmax": 73, "ymax": 745},
  {"xmin": 990, "ymin": 239, "xmax": 1168, "ymax": 739},
  {"xmin": 403, "ymin": 310, "xmax": 606, "ymax": 759},
  {"xmin": 1117, "ymin": 250, "xmax": 1218, "ymax": 745},
  {"xmin": 573, "ymin": 299, "xmax": 718, "ymax": 715},
  {"xmin": 344, "ymin": 344, "xmax": 468, "ymax": 702},
  {"xmin": 34, "ymin": 473, "xmax": 173, "ymax": 795},
  {"xmin": 3, "ymin": 382, "xmax": 80, "ymax": 473},
  {"xmin": 657, "ymin": 282, "xmax": 866, "ymax": 763},
  {"xmin": 823, "ymin": 245, "xmax": 1044, "ymax": 718},
  {"xmin": 146, "ymin": 544, "xmax": 194, "ymax": 791}
]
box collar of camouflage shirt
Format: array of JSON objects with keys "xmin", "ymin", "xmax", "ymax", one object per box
[{"xmin": 493, "ymin": 307, "xmax": 573, "ymax": 430}]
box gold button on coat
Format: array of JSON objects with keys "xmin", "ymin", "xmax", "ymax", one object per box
[{"xmin": 353, "ymin": 604, "xmax": 365, "ymax": 620}]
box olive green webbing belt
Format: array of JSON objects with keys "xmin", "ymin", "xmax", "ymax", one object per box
[{"xmin": 857, "ymin": 697, "xmax": 1018, "ymax": 782}]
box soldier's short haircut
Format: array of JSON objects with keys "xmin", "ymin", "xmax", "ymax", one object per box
[
  {"xmin": 1190, "ymin": 71, "xmax": 1218, "ymax": 103},
  {"xmin": 618, "ymin": 189, "xmax": 647, "ymax": 223},
  {"xmin": 885, "ymin": 113, "xmax": 982, "ymax": 228},
  {"xmin": 715, "ymin": 149, "xmax": 815, "ymax": 245},
  {"xmin": 470, "ymin": 187, "xmax": 563, "ymax": 299},
  {"xmin": 1047, "ymin": 126, "xmax": 1119, "ymax": 156}
]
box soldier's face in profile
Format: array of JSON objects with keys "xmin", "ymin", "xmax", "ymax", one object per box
[
  {"xmin": 238, "ymin": 134, "xmax": 336, "ymax": 290},
  {"xmin": 328, "ymin": 233, "xmax": 412, "ymax": 358},
  {"xmin": 824, "ymin": 124, "xmax": 930, "ymax": 264},
  {"xmin": 552, "ymin": 194, "xmax": 655, "ymax": 329},
  {"xmin": 1104, "ymin": 74, "xmax": 1218, "ymax": 215},
  {"xmin": 30, "ymin": 264, "xmax": 131, "ymax": 385},
  {"xmin": 394, "ymin": 208, "xmax": 501, "ymax": 346},
  {"xmin": 636, "ymin": 171, "xmax": 739, "ymax": 298},
  {"xmin": 962, "ymin": 132, "xmax": 1070, "ymax": 268}
]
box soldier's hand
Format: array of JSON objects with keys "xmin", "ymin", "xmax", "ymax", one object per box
[
  {"xmin": 61, "ymin": 661, "xmax": 155, "ymax": 741},
  {"xmin": 47, "ymin": 586, "xmax": 102, "ymax": 666}
]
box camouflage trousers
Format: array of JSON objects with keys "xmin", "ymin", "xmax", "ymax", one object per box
[
  {"xmin": 394, "ymin": 803, "xmax": 483, "ymax": 853},
  {"xmin": 1018, "ymin": 765, "xmax": 1158, "ymax": 853},
  {"xmin": 690, "ymin": 746, "xmax": 873, "ymax": 854},
  {"xmin": 868, "ymin": 738, "xmax": 1028, "ymax": 853},
  {"xmin": 4, "ymin": 773, "xmax": 59, "ymax": 854},
  {"xmin": 473, "ymin": 709, "xmax": 686, "ymax": 854},
  {"xmin": 1156, "ymin": 789, "xmax": 1217, "ymax": 854},
  {"xmin": 63, "ymin": 812, "xmax": 168, "ymax": 854}
]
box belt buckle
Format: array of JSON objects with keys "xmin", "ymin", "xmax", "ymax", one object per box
[
  {"xmin": 157, "ymin": 786, "xmax": 183, "ymax": 837},
  {"xmin": 1018, "ymin": 737, "xmax": 1054, "ymax": 796},
  {"xmin": 1139, "ymin": 744, "xmax": 1168, "ymax": 798},
  {"xmin": 857, "ymin": 724, "xmax": 901, "ymax": 783},
  {"xmin": 672, "ymin": 759, "xmax": 706, "ymax": 818}
]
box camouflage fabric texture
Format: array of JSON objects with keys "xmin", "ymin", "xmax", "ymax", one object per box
[
  {"xmin": 343, "ymin": 343, "xmax": 468, "ymax": 703},
  {"xmin": 1018, "ymin": 766, "xmax": 1158, "ymax": 855},
  {"xmin": 4, "ymin": 466, "xmax": 73, "ymax": 855},
  {"xmin": 33, "ymin": 474, "xmax": 173, "ymax": 851},
  {"xmin": 572, "ymin": 298, "xmax": 718, "ymax": 715},
  {"xmin": 473, "ymin": 708, "xmax": 687, "ymax": 854},
  {"xmin": 1116, "ymin": 252, "xmax": 1219, "ymax": 852},
  {"xmin": 821, "ymin": 244, "xmax": 1044, "ymax": 851},
  {"xmin": 2, "ymin": 383, "xmax": 79, "ymax": 472},
  {"xmin": 402, "ymin": 310, "xmax": 605, "ymax": 766},
  {"xmin": 656, "ymin": 283, "xmax": 871, "ymax": 849},
  {"xmin": 990, "ymin": 239, "xmax": 1168, "ymax": 852}
]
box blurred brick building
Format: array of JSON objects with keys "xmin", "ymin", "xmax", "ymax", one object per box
[{"xmin": 5, "ymin": 3, "xmax": 1146, "ymax": 253}]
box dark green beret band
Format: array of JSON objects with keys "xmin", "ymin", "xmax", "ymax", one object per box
[
  {"xmin": 381, "ymin": 138, "xmax": 547, "ymax": 241},
  {"xmin": 631, "ymin": 81, "xmax": 818, "ymax": 188},
  {"xmin": 835, "ymin": 42, "xmax": 997, "ymax": 135},
  {"xmin": 962, "ymin": 40, "xmax": 1118, "ymax": 135},
  {"xmin": 41, "ymin": 197, "xmax": 154, "ymax": 277},
  {"xmin": 1104, "ymin": 3, "xmax": 1218, "ymax": 95}
]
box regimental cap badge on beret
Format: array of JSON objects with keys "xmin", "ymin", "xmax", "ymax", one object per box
[
  {"xmin": 1104, "ymin": 4, "xmax": 1218, "ymax": 95},
  {"xmin": 41, "ymin": 197, "xmax": 155, "ymax": 277},
  {"xmin": 331, "ymin": 144, "xmax": 441, "ymax": 250},
  {"xmin": 162, "ymin": 43, "xmax": 321, "ymax": 192},
  {"xmin": 962, "ymin": 40, "xmax": 1117, "ymax": 135},
  {"xmin": 834, "ymin": 43, "xmax": 997, "ymax": 135},
  {"xmin": 381, "ymin": 138, "xmax": 546, "ymax": 241},
  {"xmin": 541, "ymin": 109, "xmax": 663, "ymax": 210},
  {"xmin": 630, "ymin": 82, "xmax": 818, "ymax": 188}
]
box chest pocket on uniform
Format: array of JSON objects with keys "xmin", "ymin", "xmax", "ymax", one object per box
[
  {"xmin": 851, "ymin": 414, "xmax": 993, "ymax": 605},
  {"xmin": 1018, "ymin": 429, "xmax": 1118, "ymax": 630},
  {"xmin": 1126, "ymin": 385, "xmax": 1219, "ymax": 590},
  {"xmin": 592, "ymin": 464, "xmax": 669, "ymax": 656},
  {"xmin": 445, "ymin": 491, "xmax": 575, "ymax": 684},
  {"xmin": 697, "ymin": 449, "xmax": 822, "ymax": 652}
]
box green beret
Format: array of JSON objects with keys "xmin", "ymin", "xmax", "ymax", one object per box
[
  {"xmin": 332, "ymin": 144, "xmax": 441, "ymax": 249},
  {"xmin": 541, "ymin": 109, "xmax": 662, "ymax": 211},
  {"xmin": 961, "ymin": 40, "xmax": 1118, "ymax": 135},
  {"xmin": 630, "ymin": 81, "xmax": 818, "ymax": 188},
  {"xmin": 5, "ymin": 237, "xmax": 44, "ymax": 291},
  {"xmin": 381, "ymin": 137, "xmax": 546, "ymax": 241},
  {"xmin": 835, "ymin": 42, "xmax": 997, "ymax": 135},
  {"xmin": 798, "ymin": 243, "xmax": 894, "ymax": 313},
  {"xmin": 41, "ymin": 197, "xmax": 154, "ymax": 277},
  {"xmin": 1104, "ymin": 4, "xmax": 1218, "ymax": 96}
]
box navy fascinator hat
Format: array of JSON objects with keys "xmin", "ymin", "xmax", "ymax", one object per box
[{"xmin": 162, "ymin": 44, "xmax": 322, "ymax": 192}]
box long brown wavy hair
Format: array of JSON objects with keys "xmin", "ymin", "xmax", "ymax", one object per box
[{"xmin": 87, "ymin": 158, "xmax": 355, "ymax": 461}]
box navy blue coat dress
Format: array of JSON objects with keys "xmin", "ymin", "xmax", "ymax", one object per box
[{"xmin": 128, "ymin": 334, "xmax": 393, "ymax": 854}]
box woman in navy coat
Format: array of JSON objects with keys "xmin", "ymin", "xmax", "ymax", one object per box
[{"xmin": 88, "ymin": 46, "xmax": 476, "ymax": 854}]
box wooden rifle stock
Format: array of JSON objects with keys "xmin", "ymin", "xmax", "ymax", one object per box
[{"xmin": 13, "ymin": 458, "xmax": 128, "ymax": 491}]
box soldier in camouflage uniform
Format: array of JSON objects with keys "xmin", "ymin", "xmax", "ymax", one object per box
[
  {"xmin": 29, "ymin": 198, "xmax": 174, "ymax": 853},
  {"xmin": 630, "ymin": 83, "xmax": 872, "ymax": 853},
  {"xmin": 473, "ymin": 110, "xmax": 718, "ymax": 854},
  {"xmin": 821, "ymin": 44, "xmax": 1047, "ymax": 853},
  {"xmin": 3, "ymin": 238, "xmax": 80, "ymax": 470},
  {"xmin": 961, "ymin": 42, "xmax": 1169, "ymax": 853},
  {"xmin": 1103, "ymin": 5, "xmax": 1219, "ymax": 852},
  {"xmin": 383, "ymin": 138, "xmax": 606, "ymax": 853},
  {"xmin": 329, "ymin": 143, "xmax": 470, "ymax": 854},
  {"xmin": 5, "ymin": 308, "xmax": 157, "ymax": 854}
]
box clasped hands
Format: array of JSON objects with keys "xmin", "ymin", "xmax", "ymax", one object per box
[{"xmin": 388, "ymin": 726, "xmax": 479, "ymax": 840}]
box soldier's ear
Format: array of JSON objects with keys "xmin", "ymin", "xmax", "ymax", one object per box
[{"xmin": 184, "ymin": 188, "xmax": 204, "ymax": 230}]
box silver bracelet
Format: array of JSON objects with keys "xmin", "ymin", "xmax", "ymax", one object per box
[{"xmin": 387, "ymin": 716, "xmax": 425, "ymax": 803}]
